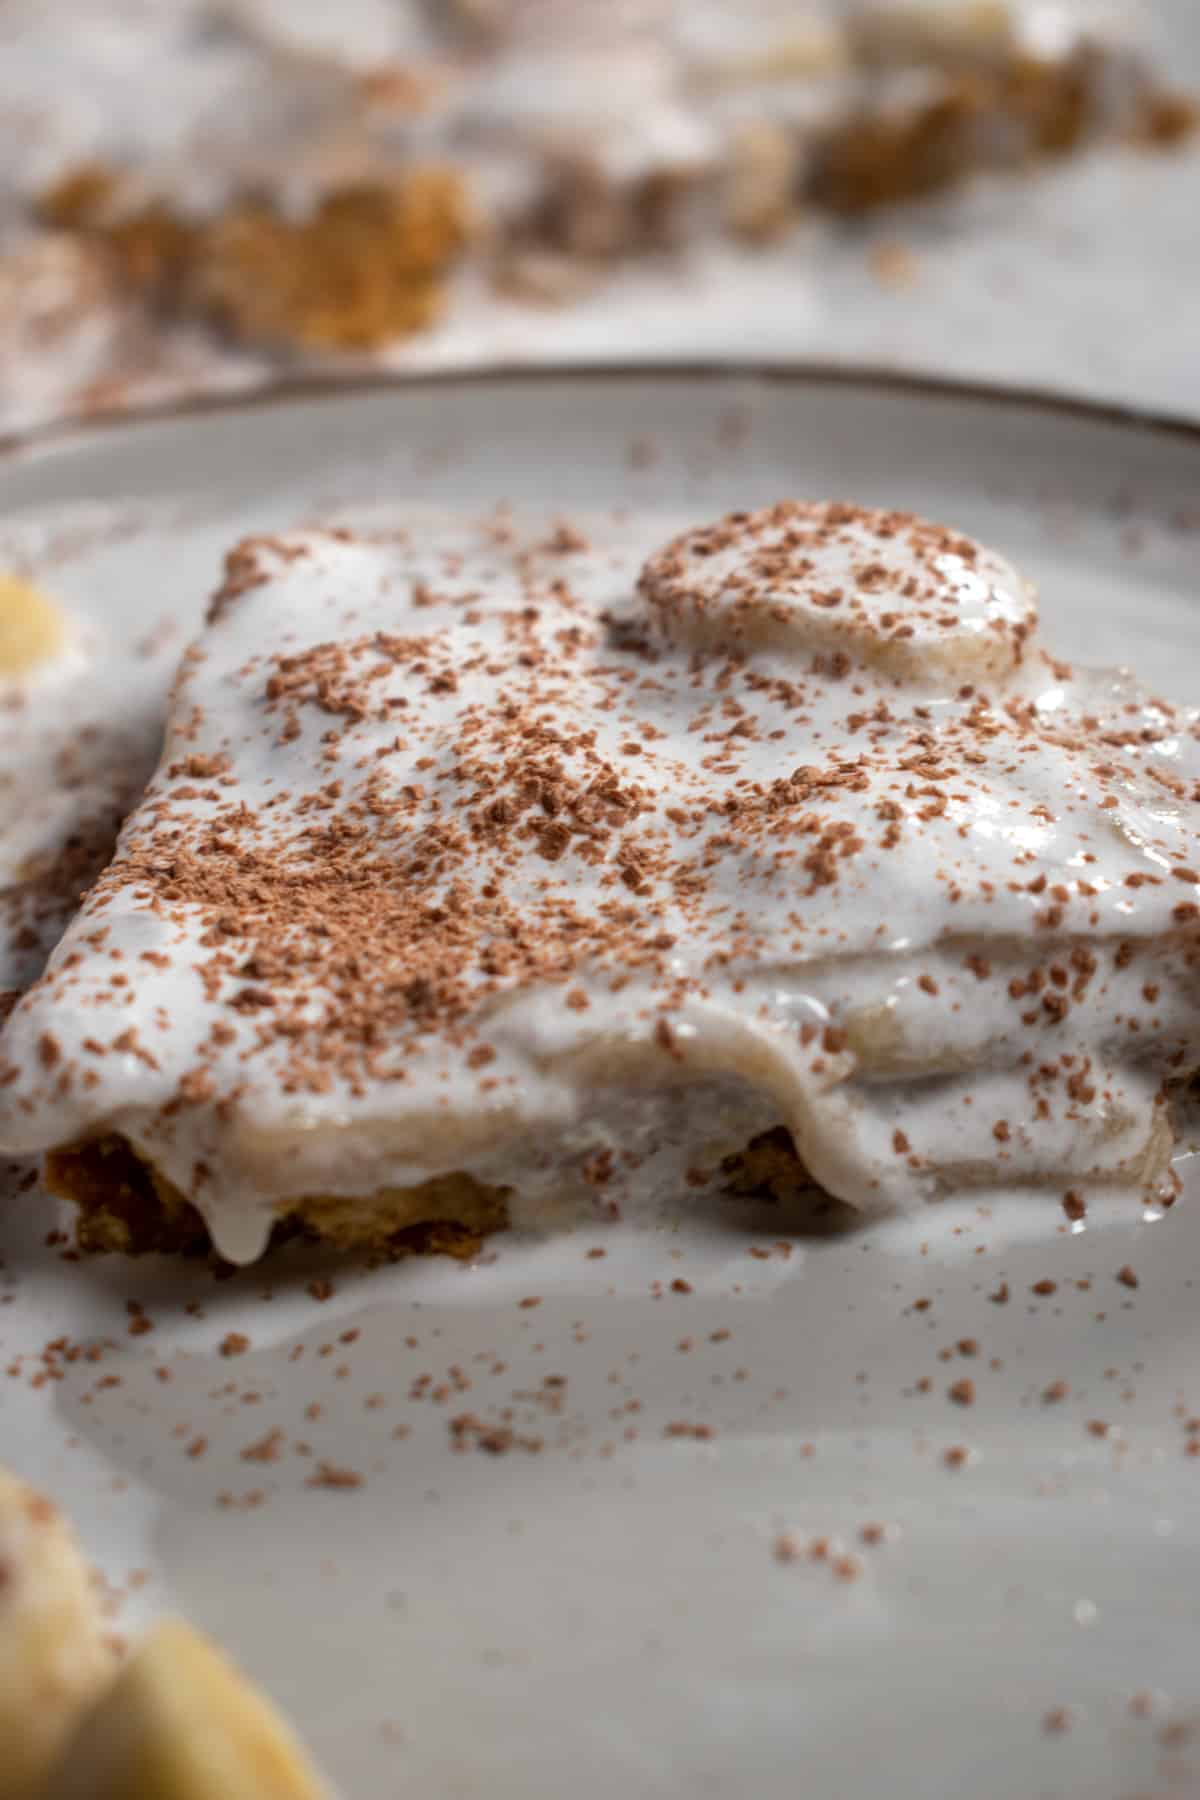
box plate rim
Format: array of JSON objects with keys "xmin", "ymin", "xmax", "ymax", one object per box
[
  {"xmin": 5, "ymin": 354, "xmax": 1200, "ymax": 1800},
  {"xmin": 4, "ymin": 360, "xmax": 1200, "ymax": 466}
]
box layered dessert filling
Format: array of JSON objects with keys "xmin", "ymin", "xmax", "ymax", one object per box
[{"xmin": 1, "ymin": 501, "xmax": 1198, "ymax": 1264}]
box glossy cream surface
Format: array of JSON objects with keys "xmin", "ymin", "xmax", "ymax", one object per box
[{"xmin": 2, "ymin": 501, "xmax": 1197, "ymax": 1263}]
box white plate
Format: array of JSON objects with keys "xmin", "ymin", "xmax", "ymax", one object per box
[{"xmin": 3, "ymin": 370, "xmax": 1200, "ymax": 1800}]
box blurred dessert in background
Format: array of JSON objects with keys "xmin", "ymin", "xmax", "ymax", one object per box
[{"xmin": 0, "ymin": 2, "xmax": 1193, "ymax": 427}]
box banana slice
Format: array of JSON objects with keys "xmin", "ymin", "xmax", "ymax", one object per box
[
  {"xmin": 46, "ymin": 1618, "xmax": 330, "ymax": 1800},
  {"xmin": 0, "ymin": 1466, "xmax": 116, "ymax": 1800},
  {"xmin": 637, "ymin": 500, "xmax": 1038, "ymax": 682},
  {"xmin": 0, "ymin": 572, "xmax": 68, "ymax": 678}
]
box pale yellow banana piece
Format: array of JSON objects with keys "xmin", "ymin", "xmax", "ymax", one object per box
[
  {"xmin": 45, "ymin": 1618, "xmax": 331, "ymax": 1799},
  {"xmin": 0, "ymin": 1466, "xmax": 115, "ymax": 1800},
  {"xmin": 0, "ymin": 573, "xmax": 67, "ymax": 677}
]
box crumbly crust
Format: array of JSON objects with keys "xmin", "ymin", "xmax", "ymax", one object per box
[{"xmin": 44, "ymin": 1135, "xmax": 510, "ymax": 1260}]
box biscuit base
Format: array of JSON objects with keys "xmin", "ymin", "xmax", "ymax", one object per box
[
  {"xmin": 44, "ymin": 1135, "xmax": 511, "ymax": 1263},
  {"xmin": 43, "ymin": 1126, "xmax": 817, "ymax": 1263}
]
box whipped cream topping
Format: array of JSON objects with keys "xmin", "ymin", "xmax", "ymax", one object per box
[{"xmin": 2, "ymin": 500, "xmax": 1198, "ymax": 1263}]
